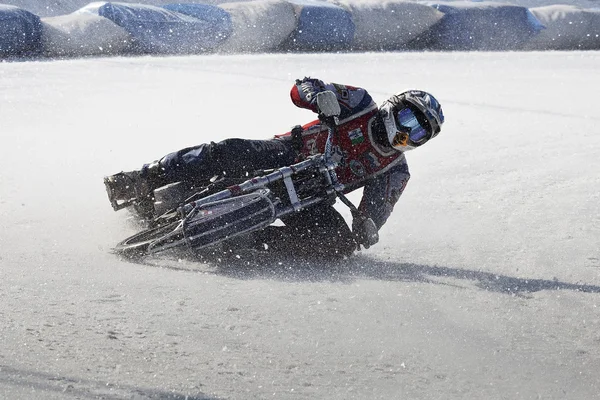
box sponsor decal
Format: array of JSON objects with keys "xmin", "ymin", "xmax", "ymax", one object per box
[
  {"xmin": 387, "ymin": 174, "xmax": 410, "ymax": 205},
  {"xmin": 332, "ymin": 83, "xmax": 349, "ymax": 100},
  {"xmin": 250, "ymin": 141, "xmax": 285, "ymax": 152},
  {"xmin": 305, "ymin": 138, "xmax": 319, "ymax": 155},
  {"xmin": 349, "ymin": 160, "xmax": 366, "ymax": 177},
  {"xmin": 330, "ymin": 145, "xmax": 346, "ymax": 166},
  {"xmin": 390, "ymin": 182, "xmax": 407, "ymax": 203},
  {"xmin": 348, "ymin": 128, "xmax": 365, "ymax": 145},
  {"xmin": 392, "ymin": 131, "xmax": 409, "ymax": 147},
  {"xmin": 364, "ymin": 152, "xmax": 381, "ymax": 170}
]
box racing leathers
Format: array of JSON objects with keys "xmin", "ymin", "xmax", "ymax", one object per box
[
  {"xmin": 116, "ymin": 78, "xmax": 411, "ymax": 258},
  {"xmin": 286, "ymin": 77, "xmax": 410, "ymax": 233}
]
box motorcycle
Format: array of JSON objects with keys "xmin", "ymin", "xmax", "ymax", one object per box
[{"xmin": 105, "ymin": 92, "xmax": 378, "ymax": 258}]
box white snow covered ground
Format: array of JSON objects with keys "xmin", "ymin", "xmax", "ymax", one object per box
[{"xmin": 1, "ymin": 51, "xmax": 600, "ymax": 399}]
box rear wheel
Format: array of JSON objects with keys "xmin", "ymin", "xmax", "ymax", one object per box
[
  {"xmin": 181, "ymin": 189, "xmax": 276, "ymax": 251},
  {"xmin": 114, "ymin": 189, "xmax": 277, "ymax": 257}
]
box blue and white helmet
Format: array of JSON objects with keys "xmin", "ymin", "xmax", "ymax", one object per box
[{"xmin": 380, "ymin": 90, "xmax": 444, "ymax": 151}]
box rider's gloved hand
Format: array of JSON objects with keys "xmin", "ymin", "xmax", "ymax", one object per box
[
  {"xmin": 316, "ymin": 91, "xmax": 341, "ymax": 118},
  {"xmin": 352, "ymin": 215, "xmax": 379, "ymax": 249}
]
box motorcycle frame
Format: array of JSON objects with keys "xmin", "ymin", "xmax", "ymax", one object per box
[{"xmin": 178, "ymin": 153, "xmax": 343, "ymax": 225}]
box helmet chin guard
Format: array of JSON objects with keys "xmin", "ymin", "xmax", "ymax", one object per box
[{"xmin": 380, "ymin": 90, "xmax": 444, "ymax": 151}]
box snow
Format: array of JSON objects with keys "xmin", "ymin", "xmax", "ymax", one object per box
[{"xmin": 1, "ymin": 50, "xmax": 599, "ymax": 399}]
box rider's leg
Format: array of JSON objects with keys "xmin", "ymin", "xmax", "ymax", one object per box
[
  {"xmin": 255, "ymin": 203, "xmax": 357, "ymax": 260},
  {"xmin": 106, "ymin": 137, "xmax": 296, "ymax": 205},
  {"xmin": 159, "ymin": 138, "xmax": 296, "ymax": 182}
]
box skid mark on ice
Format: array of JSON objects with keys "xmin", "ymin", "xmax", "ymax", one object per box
[{"xmin": 0, "ymin": 365, "xmax": 219, "ymax": 400}]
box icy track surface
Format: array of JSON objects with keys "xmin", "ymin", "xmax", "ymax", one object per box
[{"xmin": 1, "ymin": 51, "xmax": 599, "ymax": 399}]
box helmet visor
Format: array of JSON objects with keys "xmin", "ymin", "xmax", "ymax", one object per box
[{"xmin": 396, "ymin": 107, "xmax": 430, "ymax": 144}]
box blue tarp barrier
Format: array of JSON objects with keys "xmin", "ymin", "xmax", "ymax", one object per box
[
  {"xmin": 97, "ymin": 2, "xmax": 227, "ymax": 54},
  {"xmin": 162, "ymin": 3, "xmax": 232, "ymax": 44},
  {"xmin": 283, "ymin": 0, "xmax": 354, "ymax": 51},
  {"xmin": 337, "ymin": 0, "xmax": 443, "ymax": 51},
  {"xmin": 411, "ymin": 1, "xmax": 545, "ymax": 51},
  {"xmin": 0, "ymin": 5, "xmax": 42, "ymax": 56}
]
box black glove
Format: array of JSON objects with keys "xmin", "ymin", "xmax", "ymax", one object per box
[
  {"xmin": 290, "ymin": 125, "xmax": 304, "ymax": 154},
  {"xmin": 352, "ymin": 215, "xmax": 379, "ymax": 249}
]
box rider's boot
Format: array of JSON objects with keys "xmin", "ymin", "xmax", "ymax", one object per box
[{"xmin": 104, "ymin": 162, "xmax": 164, "ymax": 213}]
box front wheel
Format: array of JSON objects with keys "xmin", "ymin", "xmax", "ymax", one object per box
[{"xmin": 113, "ymin": 220, "xmax": 183, "ymax": 258}]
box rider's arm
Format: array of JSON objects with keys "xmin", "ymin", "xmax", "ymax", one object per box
[
  {"xmin": 290, "ymin": 77, "xmax": 376, "ymax": 120},
  {"xmin": 358, "ymin": 161, "xmax": 411, "ymax": 230}
]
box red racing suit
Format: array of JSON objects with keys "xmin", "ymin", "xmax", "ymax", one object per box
[
  {"xmin": 279, "ymin": 78, "xmax": 411, "ymax": 230},
  {"xmin": 147, "ymin": 77, "xmax": 411, "ymax": 235}
]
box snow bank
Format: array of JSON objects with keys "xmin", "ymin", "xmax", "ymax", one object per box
[
  {"xmin": 524, "ymin": 5, "xmax": 600, "ymax": 50},
  {"xmin": 41, "ymin": 11, "xmax": 131, "ymax": 57},
  {"xmin": 334, "ymin": 0, "xmax": 443, "ymax": 50},
  {"xmin": 0, "ymin": 4, "xmax": 41, "ymax": 55},
  {"xmin": 0, "ymin": 0, "xmax": 74, "ymax": 17},
  {"xmin": 1, "ymin": 0, "xmax": 600, "ymax": 59},
  {"xmin": 218, "ymin": 0, "xmax": 296, "ymax": 53}
]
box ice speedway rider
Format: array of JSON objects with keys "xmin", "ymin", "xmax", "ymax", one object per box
[{"xmin": 105, "ymin": 77, "xmax": 445, "ymax": 259}]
